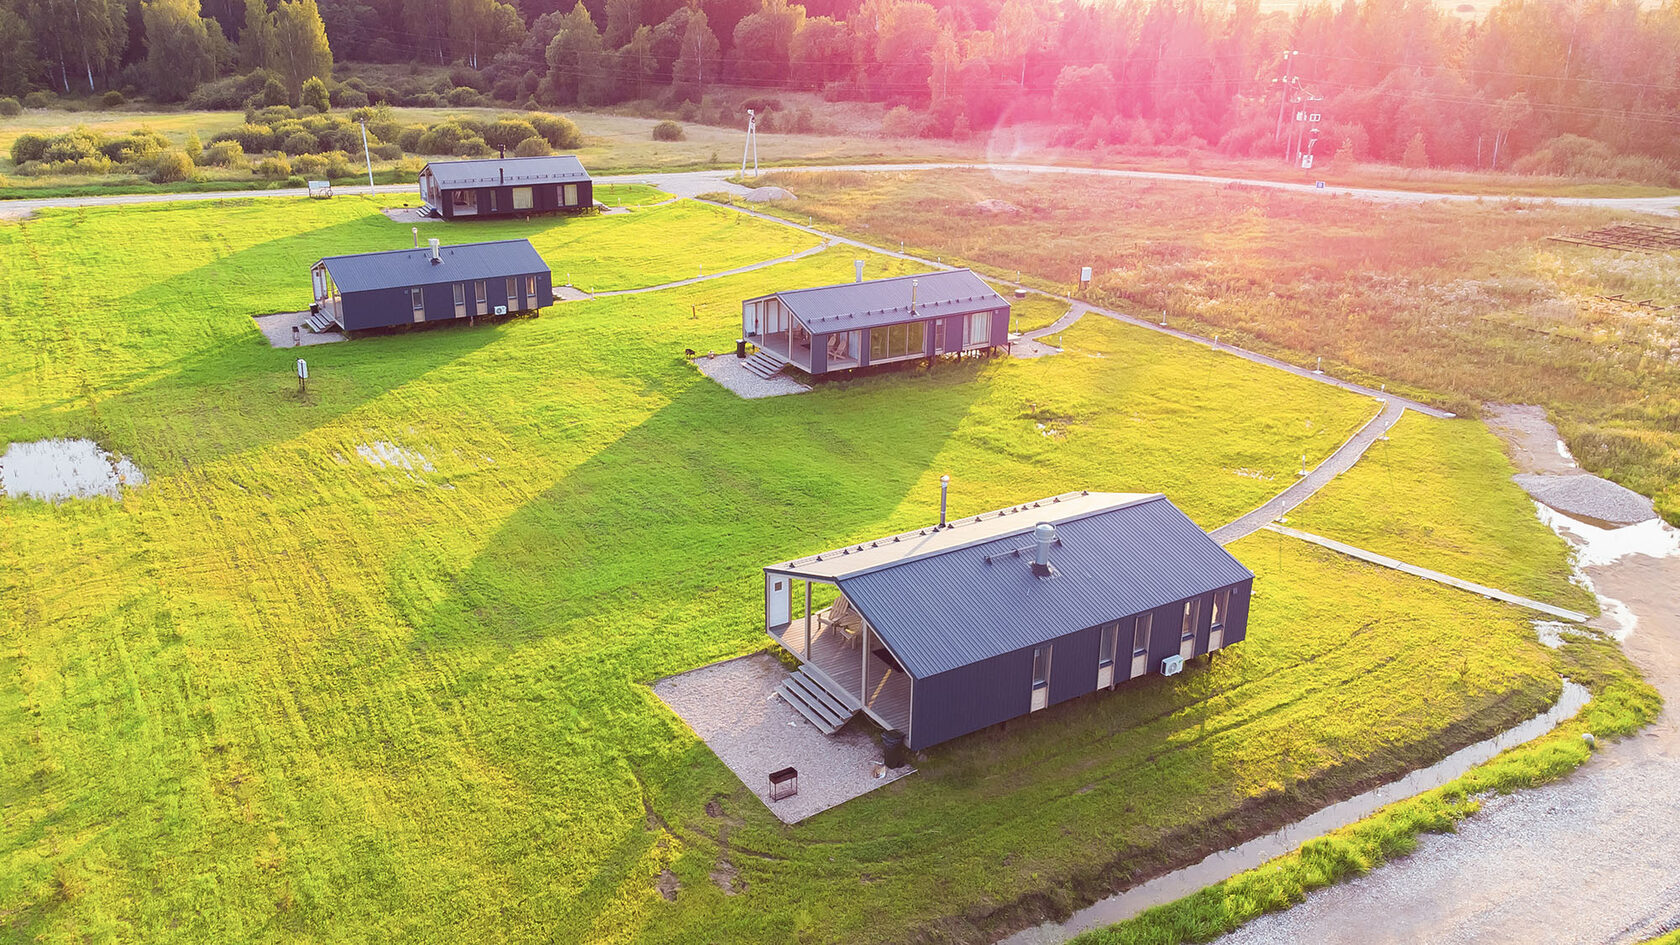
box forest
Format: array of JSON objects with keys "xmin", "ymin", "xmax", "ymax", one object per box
[{"xmin": 1, "ymin": 0, "xmax": 1678, "ymax": 176}]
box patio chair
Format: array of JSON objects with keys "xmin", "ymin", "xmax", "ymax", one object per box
[{"xmin": 821, "ymin": 594, "xmax": 864, "ymax": 649}]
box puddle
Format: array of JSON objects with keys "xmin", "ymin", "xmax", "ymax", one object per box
[
  {"xmin": 999, "ymin": 679, "xmax": 1592, "ymax": 945},
  {"xmin": 0, "ymin": 439, "xmax": 145, "ymax": 500},
  {"xmin": 356, "ymin": 442, "xmax": 435, "ymax": 472}
]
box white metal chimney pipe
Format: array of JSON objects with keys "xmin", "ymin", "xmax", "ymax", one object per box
[
  {"xmin": 854, "ymin": 259, "xmax": 864, "ymax": 283},
  {"xmin": 429, "ymin": 238, "xmax": 441, "ymax": 264},
  {"xmin": 939, "ymin": 474, "xmax": 950, "ymax": 527},
  {"xmin": 911, "ymin": 278, "xmax": 919, "ymax": 313},
  {"xmin": 1032, "ymin": 523, "xmax": 1057, "ymax": 575}
]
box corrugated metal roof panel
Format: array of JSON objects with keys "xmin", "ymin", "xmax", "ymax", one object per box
[
  {"xmin": 423, "ymin": 155, "xmax": 591, "ymax": 188},
  {"xmin": 756, "ymin": 269, "xmax": 1007, "ymax": 332},
  {"xmin": 831, "ymin": 495, "xmax": 1253, "ymax": 679},
  {"xmin": 320, "ymin": 239, "xmax": 548, "ymax": 293}
]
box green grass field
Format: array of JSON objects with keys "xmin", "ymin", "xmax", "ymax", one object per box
[
  {"xmin": 1287, "ymin": 412, "xmax": 1597, "ymax": 613},
  {"xmin": 740, "ymin": 168, "xmax": 1680, "ymax": 523},
  {"xmin": 0, "ymin": 194, "xmax": 1584, "ymax": 942}
]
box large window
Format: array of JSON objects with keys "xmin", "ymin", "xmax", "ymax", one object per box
[
  {"xmin": 410, "ymin": 287, "xmax": 424, "ymax": 312},
  {"xmin": 451, "ymin": 190, "xmax": 471, "ymax": 209},
  {"xmin": 1180, "ymin": 599, "xmax": 1200, "ymax": 659},
  {"xmin": 453, "ymin": 282, "xmax": 467, "ymax": 317},
  {"xmin": 1131, "ymin": 613, "xmax": 1152, "ymax": 678},
  {"xmin": 1099, "ymin": 623, "xmax": 1118, "ymax": 668},
  {"xmin": 1030, "ymin": 644, "xmax": 1053, "ymax": 711},
  {"xmin": 869, "ymin": 321, "xmax": 927, "ymax": 360},
  {"xmin": 512, "ymin": 187, "xmax": 533, "ymax": 210},
  {"xmin": 967, "ymin": 311, "xmax": 991, "ymax": 346},
  {"xmin": 474, "ymin": 280, "xmax": 487, "ymax": 311},
  {"xmin": 506, "ymin": 277, "xmax": 516, "ymax": 302},
  {"xmin": 563, "ymin": 183, "xmax": 578, "ymax": 206},
  {"xmin": 1211, "ymin": 589, "xmax": 1230, "ymax": 631},
  {"xmin": 526, "ymin": 276, "xmax": 537, "ymax": 297}
]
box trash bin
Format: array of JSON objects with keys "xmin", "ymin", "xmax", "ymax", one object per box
[
  {"xmin": 736, "ymin": 338, "xmax": 748, "ymax": 358},
  {"xmin": 881, "ymin": 730, "xmax": 909, "ymax": 768}
]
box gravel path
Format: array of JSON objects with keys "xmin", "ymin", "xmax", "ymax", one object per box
[{"xmin": 8, "ymin": 163, "xmax": 1680, "ymax": 217}]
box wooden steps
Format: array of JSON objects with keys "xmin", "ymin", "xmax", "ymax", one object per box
[
  {"xmin": 741, "ymin": 352, "xmax": 785, "ymax": 379},
  {"xmin": 305, "ymin": 309, "xmax": 338, "ymax": 333},
  {"xmin": 776, "ymin": 666, "xmax": 859, "ymax": 735}
]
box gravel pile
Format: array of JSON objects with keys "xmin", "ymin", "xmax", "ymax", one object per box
[
  {"xmin": 1514, "ymin": 473, "xmax": 1655, "ymax": 526},
  {"xmin": 743, "ymin": 186, "xmax": 796, "ymax": 203}
]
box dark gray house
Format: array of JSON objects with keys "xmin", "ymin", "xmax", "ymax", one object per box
[
  {"xmin": 763, "ymin": 491, "xmax": 1254, "ymax": 750},
  {"xmin": 418, "ymin": 155, "xmax": 593, "ymax": 220},
  {"xmin": 741, "ymin": 268, "xmax": 1009, "ymax": 376},
  {"xmin": 309, "ymin": 238, "xmax": 553, "ymax": 332}
]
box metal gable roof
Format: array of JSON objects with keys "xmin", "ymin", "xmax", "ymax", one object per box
[
  {"xmin": 319, "ymin": 239, "xmax": 549, "ymax": 293},
  {"xmin": 753, "ymin": 269, "xmax": 1007, "ymax": 333},
  {"xmin": 819, "ymin": 494, "xmax": 1253, "ymax": 679},
  {"xmin": 422, "ymin": 155, "xmax": 591, "ymax": 188}
]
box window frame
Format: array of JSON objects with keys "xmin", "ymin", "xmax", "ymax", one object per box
[
  {"xmin": 1133, "ymin": 613, "xmax": 1153, "ymax": 657},
  {"xmin": 512, "ymin": 186, "xmax": 533, "ymax": 210},
  {"xmin": 1098, "ymin": 623, "xmax": 1118, "ymax": 669},
  {"xmin": 410, "ymin": 287, "xmax": 424, "ymax": 312}
]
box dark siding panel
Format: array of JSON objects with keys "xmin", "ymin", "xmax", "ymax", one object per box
[
  {"xmin": 910, "ymin": 652, "xmax": 1034, "ymax": 749},
  {"xmin": 340, "ymin": 287, "xmax": 412, "ymax": 330},
  {"xmin": 990, "ymin": 307, "xmax": 1010, "ymax": 347},
  {"xmin": 858, "ymin": 328, "xmax": 873, "ymax": 367},
  {"xmin": 811, "ymin": 333, "xmax": 829, "ymax": 374},
  {"xmin": 536, "ymin": 271, "xmax": 553, "ymax": 308},
  {"xmin": 1048, "ymin": 625, "xmax": 1099, "ymax": 706},
  {"xmin": 1224, "ymin": 579, "xmax": 1253, "ymax": 646},
  {"xmin": 579, "ymin": 180, "xmax": 594, "ymax": 206}
]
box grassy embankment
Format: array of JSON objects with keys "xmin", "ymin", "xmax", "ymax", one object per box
[
  {"xmin": 5, "ymin": 104, "xmax": 1676, "ymax": 198},
  {"xmin": 1072, "ymin": 411, "xmax": 1657, "ymax": 945},
  {"xmin": 0, "ymin": 195, "xmax": 1574, "ymax": 943},
  {"xmin": 739, "ymin": 168, "xmax": 1680, "ymax": 523}
]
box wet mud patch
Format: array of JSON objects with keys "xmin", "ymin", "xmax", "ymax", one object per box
[{"xmin": 0, "ymin": 439, "xmax": 145, "ymax": 500}]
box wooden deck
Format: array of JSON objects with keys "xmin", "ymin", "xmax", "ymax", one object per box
[{"xmin": 772, "ymin": 609, "xmax": 912, "ymax": 734}]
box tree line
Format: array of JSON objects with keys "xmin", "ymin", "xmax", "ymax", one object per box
[{"xmin": 2, "ymin": 0, "xmax": 1678, "ymax": 174}]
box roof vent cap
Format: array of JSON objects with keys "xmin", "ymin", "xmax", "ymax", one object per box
[{"xmin": 1031, "ymin": 522, "xmax": 1057, "ymax": 577}]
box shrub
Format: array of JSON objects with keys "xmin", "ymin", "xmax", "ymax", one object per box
[
  {"xmin": 370, "ymin": 141, "xmax": 403, "ymax": 160},
  {"xmin": 184, "ymin": 132, "xmax": 203, "ymax": 163},
  {"xmin": 22, "ymin": 90, "xmax": 56, "ymax": 109},
  {"xmin": 454, "ymin": 136, "xmax": 492, "ymax": 157},
  {"xmin": 10, "ymin": 133, "xmax": 50, "ymax": 164},
  {"xmin": 100, "ymin": 129, "xmax": 169, "ymax": 163},
  {"xmin": 512, "ymin": 135, "xmax": 552, "ymax": 157},
  {"xmin": 485, "ymin": 118, "xmax": 541, "ymax": 151},
  {"xmin": 448, "ymin": 64, "xmax": 488, "ymax": 91},
  {"xmin": 740, "ymin": 96, "xmax": 781, "ymax": 112},
  {"xmin": 261, "ymin": 76, "xmax": 289, "ymax": 107},
  {"xmin": 149, "ymin": 151, "xmax": 195, "ymax": 183},
  {"xmin": 101, "ymin": 90, "xmax": 125, "ymax": 108},
  {"xmin": 256, "ymin": 155, "xmax": 292, "ymax": 179},
  {"xmin": 281, "ymin": 131, "xmax": 319, "ymax": 155},
  {"xmin": 447, "ymin": 86, "xmax": 487, "ymax": 107},
  {"xmin": 42, "ymin": 130, "xmax": 104, "ymax": 163},
  {"xmin": 526, "ymin": 112, "xmax": 582, "ymax": 150},
  {"xmin": 323, "ymin": 153, "xmax": 357, "ymax": 179},
  {"xmin": 416, "ymin": 119, "xmax": 481, "ymax": 155},
  {"xmin": 411, "ymin": 92, "xmax": 443, "ymax": 107},
  {"xmin": 881, "ymin": 105, "xmax": 930, "ymax": 138},
  {"xmin": 188, "ymin": 70, "xmax": 275, "ymax": 109},
  {"xmin": 676, "ymin": 100, "xmax": 700, "ymax": 121},
  {"xmin": 292, "ymin": 152, "xmax": 328, "ymax": 175},
  {"xmin": 283, "ymin": 175, "xmax": 306, "ymax": 188},
  {"xmin": 212, "ymin": 123, "xmax": 275, "ymax": 153},
  {"xmin": 332, "ymin": 87, "xmax": 370, "ymax": 109},
  {"xmin": 0, "ymin": 97, "xmax": 23, "ymax": 116},
  {"xmin": 248, "ymin": 104, "xmax": 298, "ymax": 125},
  {"xmin": 319, "ymin": 123, "xmax": 365, "ymax": 154},
  {"xmin": 301, "ymin": 77, "xmax": 330, "ymax": 112},
  {"xmin": 18, "ymin": 155, "xmax": 117, "ymax": 176},
  {"xmin": 395, "ymin": 124, "xmax": 426, "ymax": 151},
  {"xmin": 652, "ymin": 120, "xmax": 685, "ymax": 141},
  {"xmin": 202, "ymin": 140, "xmax": 247, "ymax": 167}
]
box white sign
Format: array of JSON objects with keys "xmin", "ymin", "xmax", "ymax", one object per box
[
  {"xmin": 1300, "ymin": 153, "xmax": 1315, "ymax": 169},
  {"xmin": 1080, "ymin": 266, "xmax": 1093, "ymax": 283},
  {"xmin": 296, "ymin": 359, "xmax": 309, "ymax": 380}
]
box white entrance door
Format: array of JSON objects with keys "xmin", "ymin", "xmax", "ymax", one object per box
[
  {"xmin": 312, "ymin": 267, "xmax": 326, "ymax": 302},
  {"xmin": 766, "ymin": 574, "xmax": 790, "ymax": 627}
]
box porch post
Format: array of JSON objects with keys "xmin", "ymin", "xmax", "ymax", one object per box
[
  {"xmin": 861, "ymin": 619, "xmax": 869, "ymax": 703},
  {"xmin": 804, "ymin": 581, "xmax": 812, "ymax": 658}
]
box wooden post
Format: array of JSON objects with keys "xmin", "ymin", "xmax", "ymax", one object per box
[
  {"xmin": 804, "ymin": 581, "xmax": 812, "ymax": 659},
  {"xmin": 861, "ymin": 619, "xmax": 869, "ymax": 705}
]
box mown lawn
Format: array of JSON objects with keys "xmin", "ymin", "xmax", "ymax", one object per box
[
  {"xmin": 1287, "ymin": 412, "xmax": 1597, "ymax": 613},
  {"xmin": 0, "ymin": 196, "xmax": 1567, "ymax": 943},
  {"xmin": 741, "ymin": 168, "xmax": 1680, "ymax": 523}
]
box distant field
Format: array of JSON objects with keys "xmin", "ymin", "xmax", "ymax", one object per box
[
  {"xmin": 743, "ymin": 168, "xmax": 1680, "ymax": 523},
  {"xmin": 0, "ymin": 194, "xmax": 1577, "ymax": 942}
]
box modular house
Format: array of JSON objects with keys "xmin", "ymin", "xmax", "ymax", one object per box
[
  {"xmin": 763, "ymin": 492, "xmax": 1254, "ymax": 750},
  {"xmin": 419, "ymin": 155, "xmax": 594, "ymax": 220},
  {"xmin": 310, "ymin": 238, "xmax": 553, "ymax": 332},
  {"xmin": 742, "ymin": 268, "xmax": 1009, "ymax": 375}
]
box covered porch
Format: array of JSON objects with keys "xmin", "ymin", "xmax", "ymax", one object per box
[{"xmin": 769, "ymin": 598, "xmax": 911, "ymax": 735}]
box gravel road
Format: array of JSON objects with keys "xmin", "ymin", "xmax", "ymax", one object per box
[{"xmin": 1214, "ymin": 413, "xmax": 1680, "ymax": 945}]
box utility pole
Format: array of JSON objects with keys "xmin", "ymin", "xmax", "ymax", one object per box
[
  {"xmin": 359, "ymin": 120, "xmax": 376, "ymax": 195},
  {"xmin": 1273, "ymin": 50, "xmax": 1298, "ymax": 143},
  {"xmin": 740, "ymin": 109, "xmax": 759, "ymax": 179}
]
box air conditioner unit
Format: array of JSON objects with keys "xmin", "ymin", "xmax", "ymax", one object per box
[
  {"xmin": 494, "ymin": 305, "xmax": 508, "ymax": 315},
  {"xmin": 1160, "ymin": 654, "xmax": 1185, "ymax": 677}
]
